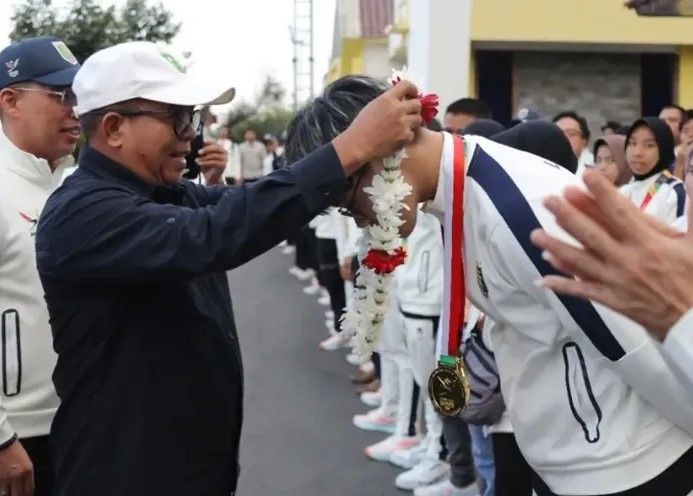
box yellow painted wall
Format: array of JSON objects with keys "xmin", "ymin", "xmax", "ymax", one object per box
[
  {"xmin": 472, "ymin": 0, "xmax": 693, "ymax": 45},
  {"xmin": 340, "ymin": 39, "xmax": 365, "ymax": 75},
  {"xmin": 678, "ymin": 46, "xmax": 693, "ymax": 107}
]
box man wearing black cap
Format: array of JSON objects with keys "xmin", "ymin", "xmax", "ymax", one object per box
[{"xmin": 0, "ymin": 35, "xmax": 81, "ymax": 496}]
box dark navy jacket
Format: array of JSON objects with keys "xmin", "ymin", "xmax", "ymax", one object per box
[{"xmin": 35, "ymin": 144, "xmax": 345, "ymax": 496}]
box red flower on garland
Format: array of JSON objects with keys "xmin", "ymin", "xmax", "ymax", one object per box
[
  {"xmin": 419, "ymin": 93, "xmax": 439, "ymax": 125},
  {"xmin": 362, "ymin": 247, "xmax": 407, "ymax": 275}
]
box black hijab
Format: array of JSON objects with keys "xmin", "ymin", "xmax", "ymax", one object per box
[
  {"xmin": 490, "ymin": 121, "xmax": 578, "ymax": 174},
  {"xmin": 625, "ymin": 117, "xmax": 675, "ymax": 180},
  {"xmin": 462, "ymin": 119, "xmax": 506, "ymax": 139}
]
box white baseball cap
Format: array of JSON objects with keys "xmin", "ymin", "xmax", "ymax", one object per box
[{"xmin": 72, "ymin": 41, "xmax": 235, "ymax": 115}]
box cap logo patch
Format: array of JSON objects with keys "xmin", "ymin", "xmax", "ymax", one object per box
[
  {"xmin": 158, "ymin": 49, "xmax": 186, "ymax": 73},
  {"xmin": 51, "ymin": 41, "xmax": 78, "ymax": 65},
  {"xmin": 5, "ymin": 59, "xmax": 19, "ymax": 78}
]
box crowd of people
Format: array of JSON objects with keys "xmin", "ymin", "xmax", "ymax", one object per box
[
  {"xmin": 276, "ymin": 78, "xmax": 693, "ymax": 496},
  {"xmin": 2, "ymin": 31, "xmax": 693, "ymax": 496}
]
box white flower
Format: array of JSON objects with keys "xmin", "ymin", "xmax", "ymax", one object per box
[
  {"xmin": 383, "ymin": 148, "xmax": 407, "ymax": 170},
  {"xmin": 346, "ymin": 116, "xmax": 413, "ymax": 355}
]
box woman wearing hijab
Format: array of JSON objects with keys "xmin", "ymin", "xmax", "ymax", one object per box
[
  {"xmin": 592, "ymin": 135, "xmax": 631, "ymax": 186},
  {"xmin": 620, "ymin": 117, "xmax": 687, "ymax": 225},
  {"xmin": 491, "ymin": 121, "xmax": 578, "ymax": 174}
]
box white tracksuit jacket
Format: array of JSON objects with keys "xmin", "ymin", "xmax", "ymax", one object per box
[
  {"xmin": 425, "ymin": 133, "xmax": 693, "ymax": 495},
  {"xmin": 620, "ymin": 170, "xmax": 687, "ymax": 225},
  {"xmin": 0, "ymin": 130, "xmax": 71, "ymax": 444}
]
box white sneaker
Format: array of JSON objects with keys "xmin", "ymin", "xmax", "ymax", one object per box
[
  {"xmin": 360, "ymin": 389, "xmax": 381, "ymax": 407},
  {"xmin": 396, "ymin": 458, "xmax": 449, "ymax": 490},
  {"xmin": 319, "ymin": 332, "xmax": 349, "ymax": 351},
  {"xmin": 359, "ymin": 360, "xmax": 375, "ymax": 374},
  {"xmin": 303, "ymin": 279, "xmax": 321, "ymax": 295},
  {"xmin": 353, "ymin": 407, "xmax": 396, "ymax": 433},
  {"xmin": 413, "ymin": 478, "xmax": 479, "ymax": 496},
  {"xmin": 325, "ymin": 319, "xmax": 336, "ymax": 335},
  {"xmin": 346, "ymin": 353, "xmax": 370, "ymax": 366},
  {"xmin": 288, "ymin": 266, "xmax": 304, "ymax": 278},
  {"xmin": 317, "ymin": 290, "xmax": 330, "ymax": 306},
  {"xmin": 289, "ymin": 267, "xmax": 313, "ymax": 281},
  {"xmin": 365, "ymin": 434, "xmax": 422, "ymax": 462},
  {"xmin": 389, "ymin": 438, "xmax": 427, "ymax": 469}
]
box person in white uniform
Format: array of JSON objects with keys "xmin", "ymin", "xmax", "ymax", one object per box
[
  {"xmin": 620, "ymin": 117, "xmax": 687, "ymax": 225},
  {"xmin": 0, "ymin": 36, "xmax": 80, "ymax": 496},
  {"xmin": 286, "ymin": 75, "xmax": 693, "ymax": 496}
]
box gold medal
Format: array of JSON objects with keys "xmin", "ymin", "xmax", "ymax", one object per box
[{"xmin": 428, "ymin": 356, "xmax": 470, "ymax": 417}]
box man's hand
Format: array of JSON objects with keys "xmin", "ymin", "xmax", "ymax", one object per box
[
  {"xmin": 197, "ymin": 142, "xmax": 228, "ymax": 186},
  {"xmin": 332, "ymin": 80, "xmax": 422, "ymax": 175},
  {"xmin": 530, "ymin": 169, "xmax": 693, "ymax": 340},
  {"xmin": 339, "ymin": 256, "xmax": 355, "ymax": 281},
  {"xmin": 0, "ymin": 439, "xmax": 33, "ymax": 496}
]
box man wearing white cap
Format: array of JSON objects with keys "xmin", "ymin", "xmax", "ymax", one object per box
[{"xmin": 34, "ymin": 41, "xmax": 422, "ymax": 495}]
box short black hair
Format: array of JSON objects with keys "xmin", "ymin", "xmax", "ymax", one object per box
[
  {"xmin": 552, "ymin": 110, "xmax": 591, "ymax": 141},
  {"xmin": 445, "ymin": 98, "xmax": 492, "ymax": 119},
  {"xmin": 285, "ymin": 75, "xmax": 387, "ymax": 165},
  {"xmin": 601, "ymin": 120, "xmax": 622, "ymax": 132}
]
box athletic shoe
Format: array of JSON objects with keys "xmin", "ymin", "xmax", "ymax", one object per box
[
  {"xmin": 303, "ymin": 279, "xmax": 321, "ymax": 295},
  {"xmin": 365, "ymin": 434, "xmax": 422, "ymax": 462},
  {"xmin": 413, "ymin": 478, "xmax": 479, "ymax": 496},
  {"xmin": 346, "ymin": 353, "xmax": 369, "ymax": 366},
  {"xmin": 317, "ymin": 290, "xmax": 330, "ymax": 306},
  {"xmin": 389, "ymin": 438, "xmax": 427, "ymax": 469},
  {"xmin": 319, "ymin": 332, "xmax": 349, "ymax": 351},
  {"xmin": 360, "ymin": 388, "xmax": 381, "ymax": 407},
  {"xmin": 353, "ymin": 407, "xmax": 396, "ymax": 433},
  {"xmin": 395, "ymin": 458, "xmax": 449, "ymax": 490},
  {"xmin": 359, "ymin": 361, "xmax": 375, "ymax": 374},
  {"xmin": 289, "ymin": 267, "xmax": 313, "ymax": 281}
]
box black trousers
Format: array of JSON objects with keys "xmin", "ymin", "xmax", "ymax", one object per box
[
  {"xmin": 22, "ymin": 435, "xmax": 53, "ymax": 496},
  {"xmin": 534, "ymin": 444, "xmax": 693, "ymax": 496},
  {"xmin": 295, "ymin": 227, "xmax": 318, "ymax": 271},
  {"xmin": 492, "ymin": 433, "xmax": 533, "ymax": 496},
  {"xmin": 441, "ymin": 416, "xmax": 477, "ymax": 488},
  {"xmin": 316, "ymin": 238, "xmax": 346, "ymax": 332}
]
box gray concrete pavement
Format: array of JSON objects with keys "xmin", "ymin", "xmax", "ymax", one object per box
[{"xmin": 230, "ymin": 246, "xmax": 402, "ymax": 496}]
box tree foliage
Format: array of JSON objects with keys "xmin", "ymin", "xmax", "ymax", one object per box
[
  {"xmin": 10, "ymin": 0, "xmax": 180, "ymax": 62},
  {"xmin": 224, "ymin": 75, "xmax": 294, "ymax": 142}
]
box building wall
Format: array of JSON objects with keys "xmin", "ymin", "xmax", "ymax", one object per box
[
  {"xmin": 472, "ymin": 0, "xmax": 693, "ymax": 46},
  {"xmin": 513, "ymin": 51, "xmax": 641, "ymax": 141},
  {"xmin": 363, "ymin": 41, "xmax": 391, "ymax": 78}
]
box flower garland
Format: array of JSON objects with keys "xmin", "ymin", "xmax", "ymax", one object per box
[{"xmin": 341, "ymin": 69, "xmax": 439, "ymax": 356}]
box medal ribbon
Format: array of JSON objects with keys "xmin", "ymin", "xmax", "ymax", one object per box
[
  {"xmin": 440, "ymin": 135, "xmax": 466, "ymax": 360},
  {"xmin": 639, "ymin": 170, "xmax": 672, "ymax": 211}
]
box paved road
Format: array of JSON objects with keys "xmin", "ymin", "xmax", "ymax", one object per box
[{"xmin": 230, "ymin": 246, "xmax": 402, "ymax": 496}]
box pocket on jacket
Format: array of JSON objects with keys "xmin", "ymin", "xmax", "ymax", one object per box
[
  {"xmin": 1, "ymin": 310, "xmax": 22, "ymax": 396},
  {"xmin": 562, "ymin": 342, "xmax": 602, "ymax": 443}
]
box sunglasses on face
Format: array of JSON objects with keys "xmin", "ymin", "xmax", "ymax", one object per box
[{"xmin": 92, "ymin": 106, "xmax": 201, "ymax": 139}]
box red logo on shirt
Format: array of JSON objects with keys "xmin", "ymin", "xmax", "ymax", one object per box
[{"xmin": 19, "ymin": 211, "xmax": 38, "ymax": 237}]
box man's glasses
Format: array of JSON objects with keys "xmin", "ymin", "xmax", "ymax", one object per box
[
  {"xmin": 337, "ymin": 169, "xmax": 365, "ymax": 217},
  {"xmin": 93, "ymin": 106, "xmax": 201, "ymax": 139},
  {"xmin": 13, "ymin": 85, "xmax": 77, "ymax": 107}
]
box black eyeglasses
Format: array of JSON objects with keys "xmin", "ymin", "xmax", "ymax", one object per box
[
  {"xmin": 93, "ymin": 106, "xmax": 201, "ymax": 139},
  {"xmin": 337, "ymin": 169, "xmax": 365, "ymax": 217}
]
